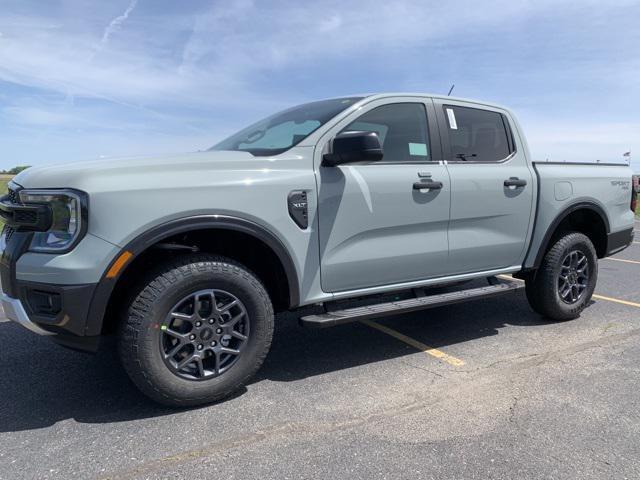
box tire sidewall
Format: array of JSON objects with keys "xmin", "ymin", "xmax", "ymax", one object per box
[
  {"xmin": 546, "ymin": 233, "xmax": 598, "ymax": 318},
  {"xmin": 122, "ymin": 258, "xmax": 273, "ymax": 404}
]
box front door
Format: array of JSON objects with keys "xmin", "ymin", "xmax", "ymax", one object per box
[
  {"xmin": 434, "ymin": 100, "xmax": 535, "ymax": 274},
  {"xmin": 316, "ymin": 99, "xmax": 451, "ymax": 292}
]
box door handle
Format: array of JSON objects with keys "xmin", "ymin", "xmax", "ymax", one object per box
[
  {"xmin": 504, "ymin": 177, "xmax": 527, "ymax": 188},
  {"xmin": 413, "ymin": 180, "xmax": 443, "ymax": 190}
]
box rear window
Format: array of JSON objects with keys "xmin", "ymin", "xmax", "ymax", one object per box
[{"xmin": 444, "ymin": 106, "xmax": 513, "ymax": 162}]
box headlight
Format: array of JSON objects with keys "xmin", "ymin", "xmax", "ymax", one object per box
[{"xmin": 18, "ymin": 189, "xmax": 87, "ymax": 253}]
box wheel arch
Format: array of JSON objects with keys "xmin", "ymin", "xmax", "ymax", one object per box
[
  {"xmin": 85, "ymin": 215, "xmax": 300, "ymax": 336},
  {"xmin": 532, "ymin": 201, "xmax": 610, "ymax": 270}
]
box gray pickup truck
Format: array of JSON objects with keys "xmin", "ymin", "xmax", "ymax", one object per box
[{"xmin": 1, "ymin": 94, "xmax": 636, "ymax": 406}]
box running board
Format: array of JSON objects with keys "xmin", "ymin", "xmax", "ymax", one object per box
[{"xmin": 300, "ymin": 280, "xmax": 523, "ymax": 328}]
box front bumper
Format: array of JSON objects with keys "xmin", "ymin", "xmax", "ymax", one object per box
[
  {"xmin": 1, "ymin": 291, "xmax": 55, "ymax": 336},
  {"xmin": 1, "ymin": 228, "xmax": 109, "ymax": 352},
  {"xmin": 0, "ymin": 276, "xmax": 101, "ymax": 351}
]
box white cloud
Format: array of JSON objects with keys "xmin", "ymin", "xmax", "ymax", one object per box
[
  {"xmin": 4, "ymin": 105, "xmax": 84, "ymax": 127},
  {"xmin": 2, "ymin": 0, "xmax": 637, "ymax": 107},
  {"xmin": 97, "ymin": 0, "xmax": 137, "ymax": 47},
  {"xmin": 0, "ymin": 0, "xmax": 638, "ymax": 167},
  {"xmin": 0, "ymin": 1, "xmax": 566, "ymax": 106}
]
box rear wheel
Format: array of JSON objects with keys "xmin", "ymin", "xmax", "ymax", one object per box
[
  {"xmin": 525, "ymin": 232, "xmax": 597, "ymax": 321},
  {"xmin": 118, "ymin": 254, "xmax": 274, "ymax": 407}
]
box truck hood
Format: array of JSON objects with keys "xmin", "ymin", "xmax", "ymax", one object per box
[{"xmin": 13, "ymin": 150, "xmax": 306, "ymax": 190}]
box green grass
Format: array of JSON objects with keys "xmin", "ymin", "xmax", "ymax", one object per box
[
  {"xmin": 0, "ymin": 175, "xmax": 13, "ymax": 191},
  {"xmin": 0, "ymin": 175, "xmax": 14, "ymax": 230}
]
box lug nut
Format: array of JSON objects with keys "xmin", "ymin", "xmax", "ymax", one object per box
[
  {"xmin": 216, "ymin": 328, "xmax": 223, "ymax": 334},
  {"xmin": 195, "ymin": 321, "xmax": 202, "ymax": 327},
  {"xmin": 211, "ymin": 341, "xmax": 217, "ymax": 346},
  {"xmin": 189, "ymin": 334, "xmax": 196, "ymax": 340},
  {"xmin": 209, "ymin": 319, "xmax": 215, "ymax": 324},
  {"xmin": 197, "ymin": 344, "xmax": 203, "ymax": 350}
]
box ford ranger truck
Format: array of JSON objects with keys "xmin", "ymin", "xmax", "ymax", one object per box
[{"xmin": 0, "ymin": 94, "xmax": 635, "ymax": 406}]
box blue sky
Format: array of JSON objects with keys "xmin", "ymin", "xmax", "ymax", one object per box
[{"xmin": 0, "ymin": 0, "xmax": 638, "ymax": 171}]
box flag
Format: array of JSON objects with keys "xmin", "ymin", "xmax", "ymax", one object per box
[{"xmin": 623, "ymin": 151, "xmax": 631, "ymax": 157}]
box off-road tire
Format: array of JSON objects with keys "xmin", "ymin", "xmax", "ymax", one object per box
[
  {"xmin": 525, "ymin": 232, "xmax": 597, "ymax": 321},
  {"xmin": 118, "ymin": 254, "xmax": 274, "ymax": 407}
]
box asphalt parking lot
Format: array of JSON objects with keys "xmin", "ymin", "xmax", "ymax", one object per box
[{"xmin": 1, "ymin": 224, "xmax": 639, "ymax": 480}]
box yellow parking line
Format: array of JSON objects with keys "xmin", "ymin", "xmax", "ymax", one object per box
[
  {"xmin": 499, "ymin": 275, "xmax": 640, "ymax": 309},
  {"xmin": 360, "ymin": 319, "xmax": 465, "ymax": 367},
  {"xmin": 592, "ymin": 294, "xmax": 640, "ymax": 309},
  {"xmin": 360, "ymin": 271, "xmax": 639, "ymax": 367},
  {"xmin": 604, "ymin": 257, "xmax": 640, "ymax": 265}
]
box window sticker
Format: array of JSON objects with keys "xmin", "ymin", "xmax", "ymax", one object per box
[
  {"xmin": 446, "ymin": 108, "xmax": 458, "ymax": 129},
  {"xmin": 409, "ymin": 142, "xmax": 428, "ymax": 156}
]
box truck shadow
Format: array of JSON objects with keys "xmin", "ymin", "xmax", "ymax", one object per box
[
  {"xmin": 0, "ymin": 289, "xmax": 556, "ymax": 433},
  {"xmin": 255, "ymin": 289, "xmax": 551, "ymax": 383}
]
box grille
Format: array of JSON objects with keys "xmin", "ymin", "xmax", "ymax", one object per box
[
  {"xmin": 14, "ymin": 210, "xmax": 37, "ymax": 224},
  {"xmin": 7, "ymin": 187, "xmax": 19, "ymax": 204},
  {"xmin": 3, "ymin": 186, "xmax": 19, "ymax": 241},
  {"xmin": 2, "ymin": 225, "xmax": 15, "ymax": 242}
]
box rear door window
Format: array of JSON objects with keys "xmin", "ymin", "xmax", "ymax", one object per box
[{"xmin": 443, "ymin": 106, "xmax": 513, "ymax": 162}]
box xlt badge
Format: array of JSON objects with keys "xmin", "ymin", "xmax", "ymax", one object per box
[{"xmin": 288, "ymin": 190, "xmax": 308, "ymax": 229}]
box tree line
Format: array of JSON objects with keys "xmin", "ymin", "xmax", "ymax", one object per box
[{"xmin": 0, "ymin": 166, "xmax": 31, "ymax": 175}]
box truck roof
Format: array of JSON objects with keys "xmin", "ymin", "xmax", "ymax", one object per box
[{"xmin": 345, "ymin": 92, "xmax": 511, "ymax": 112}]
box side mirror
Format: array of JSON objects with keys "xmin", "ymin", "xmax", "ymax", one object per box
[{"xmin": 322, "ymin": 131, "xmax": 383, "ymax": 166}]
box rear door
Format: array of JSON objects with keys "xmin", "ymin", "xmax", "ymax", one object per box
[
  {"xmin": 434, "ymin": 100, "xmax": 534, "ymax": 274},
  {"xmin": 315, "ymin": 98, "xmax": 451, "ymax": 292}
]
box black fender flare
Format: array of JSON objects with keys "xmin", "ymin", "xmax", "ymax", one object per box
[
  {"xmin": 84, "ymin": 215, "xmax": 300, "ymax": 336},
  {"xmin": 531, "ymin": 201, "xmax": 610, "ymax": 269}
]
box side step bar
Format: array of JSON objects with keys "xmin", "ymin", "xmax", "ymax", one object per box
[{"xmin": 300, "ymin": 279, "xmax": 523, "ymax": 328}]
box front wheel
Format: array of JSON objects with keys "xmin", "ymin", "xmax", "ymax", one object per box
[
  {"xmin": 525, "ymin": 232, "xmax": 598, "ymax": 321},
  {"xmin": 118, "ymin": 254, "xmax": 274, "ymax": 407}
]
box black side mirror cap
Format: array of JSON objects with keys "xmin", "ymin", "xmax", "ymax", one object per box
[{"xmin": 322, "ymin": 131, "xmax": 383, "ymax": 166}]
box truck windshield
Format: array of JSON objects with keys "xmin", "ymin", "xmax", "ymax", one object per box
[{"xmin": 210, "ymin": 97, "xmax": 363, "ymax": 156}]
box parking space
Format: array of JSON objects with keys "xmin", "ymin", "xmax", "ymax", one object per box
[{"xmin": 1, "ymin": 240, "xmax": 640, "ymax": 480}]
